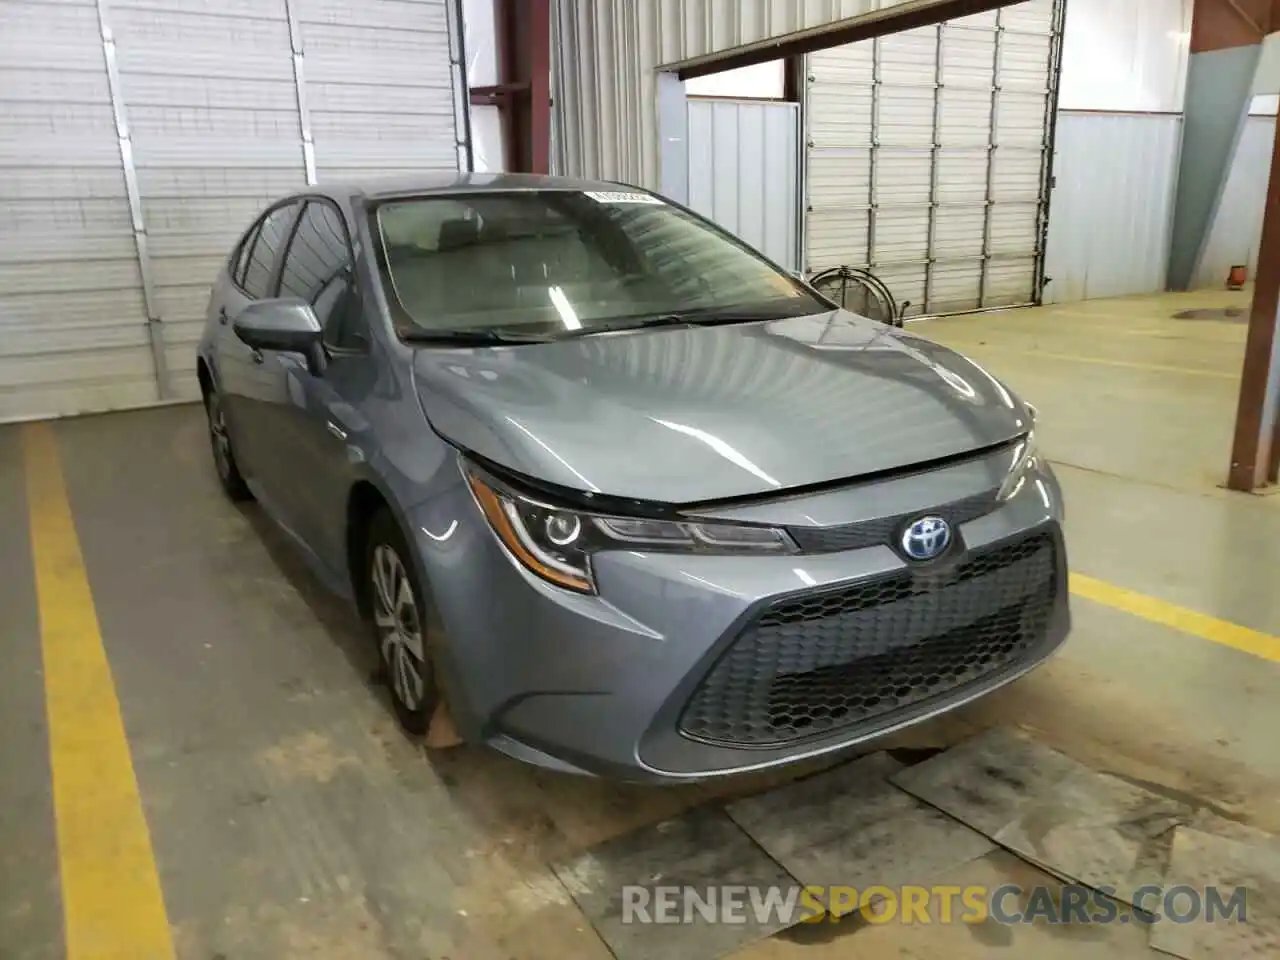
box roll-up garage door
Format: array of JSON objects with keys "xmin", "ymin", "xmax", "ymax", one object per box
[
  {"xmin": 0, "ymin": 0, "xmax": 465, "ymax": 421},
  {"xmin": 0, "ymin": 1, "xmax": 154, "ymax": 421},
  {"xmin": 804, "ymin": 0, "xmax": 1063, "ymax": 317}
]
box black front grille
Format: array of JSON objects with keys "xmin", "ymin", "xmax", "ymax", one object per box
[
  {"xmin": 678, "ymin": 532, "xmax": 1059, "ymax": 747},
  {"xmin": 786, "ymin": 489, "xmax": 999, "ymax": 554}
]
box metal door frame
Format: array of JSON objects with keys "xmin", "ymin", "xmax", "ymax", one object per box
[
  {"xmin": 801, "ymin": 0, "xmax": 1069, "ymax": 317},
  {"xmin": 1032, "ymin": 0, "xmax": 1068, "ymax": 306}
]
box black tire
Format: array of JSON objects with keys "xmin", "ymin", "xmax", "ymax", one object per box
[
  {"xmin": 204, "ymin": 386, "xmax": 252, "ymax": 502},
  {"xmin": 365, "ymin": 509, "xmax": 440, "ymax": 736}
]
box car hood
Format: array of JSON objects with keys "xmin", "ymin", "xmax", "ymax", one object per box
[{"xmin": 411, "ymin": 310, "xmax": 1032, "ymax": 504}]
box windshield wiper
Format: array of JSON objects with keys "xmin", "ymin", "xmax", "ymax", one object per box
[
  {"xmin": 399, "ymin": 328, "xmax": 553, "ymax": 345},
  {"xmin": 402, "ymin": 307, "xmax": 817, "ymax": 345},
  {"xmin": 548, "ymin": 309, "xmax": 788, "ymax": 341}
]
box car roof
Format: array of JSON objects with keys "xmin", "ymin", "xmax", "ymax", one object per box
[{"xmin": 305, "ymin": 171, "xmax": 645, "ymax": 205}]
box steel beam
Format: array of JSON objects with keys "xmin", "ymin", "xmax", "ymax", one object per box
[
  {"xmin": 1033, "ymin": 0, "xmax": 1068, "ymax": 304},
  {"xmin": 867, "ymin": 36, "xmax": 881, "ymax": 271},
  {"xmin": 1167, "ymin": 47, "xmax": 1260, "ymax": 290},
  {"xmin": 1226, "ymin": 2, "xmax": 1280, "ymax": 490},
  {"xmin": 976, "ymin": 10, "xmax": 1004, "ymax": 309},
  {"xmin": 923, "ymin": 23, "xmax": 943, "ymax": 312},
  {"xmin": 95, "ymin": 0, "xmax": 170, "ymax": 401},
  {"xmin": 1194, "ymin": 0, "xmax": 1272, "ymax": 49},
  {"xmin": 283, "ymin": 0, "xmax": 317, "ymax": 184},
  {"xmin": 1169, "ymin": 0, "xmax": 1274, "ymax": 291},
  {"xmin": 1227, "ymin": 83, "xmax": 1280, "ymax": 490},
  {"xmin": 527, "ymin": 0, "xmax": 551, "ymax": 174},
  {"xmin": 447, "ymin": 0, "xmax": 474, "ymax": 171},
  {"xmin": 672, "ymin": 0, "xmax": 1026, "ymax": 80},
  {"xmin": 470, "ymin": 0, "xmax": 550, "ymax": 173}
]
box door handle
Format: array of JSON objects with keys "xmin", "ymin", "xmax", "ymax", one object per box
[
  {"xmin": 218, "ymin": 307, "xmax": 228, "ymax": 325},
  {"xmin": 326, "ymin": 421, "xmax": 348, "ymax": 441},
  {"xmin": 251, "ymin": 349, "xmax": 264, "ymax": 364}
]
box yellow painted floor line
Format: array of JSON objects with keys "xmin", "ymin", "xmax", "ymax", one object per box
[
  {"xmin": 22, "ymin": 422, "xmax": 174, "ymax": 960},
  {"xmin": 1071, "ymin": 572, "xmax": 1280, "ymax": 664},
  {"xmin": 954, "ymin": 344, "xmax": 1238, "ymax": 380},
  {"xmin": 930, "ymin": 314, "xmax": 1246, "ymax": 339}
]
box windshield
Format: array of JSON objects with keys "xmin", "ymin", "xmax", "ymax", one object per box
[{"xmin": 371, "ymin": 189, "xmax": 830, "ymax": 340}]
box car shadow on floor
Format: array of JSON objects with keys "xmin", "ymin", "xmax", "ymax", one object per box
[
  {"xmin": 232, "ymin": 498, "xmax": 881, "ymax": 866},
  {"xmin": 225, "ymin": 469, "xmax": 1057, "ymax": 906}
]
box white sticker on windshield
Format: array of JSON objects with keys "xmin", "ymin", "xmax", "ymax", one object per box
[{"xmin": 583, "ymin": 190, "xmax": 664, "ymax": 205}]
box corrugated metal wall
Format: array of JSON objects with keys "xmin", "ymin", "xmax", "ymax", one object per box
[
  {"xmin": 0, "ymin": 0, "xmax": 155, "ymax": 420},
  {"xmin": 1042, "ymin": 113, "xmax": 1183, "ymax": 303},
  {"xmin": 115, "ymin": 0, "xmax": 305, "ymax": 405},
  {"xmin": 1195, "ymin": 114, "xmax": 1276, "ymax": 289},
  {"xmin": 804, "ymin": 0, "xmax": 1061, "ymax": 316},
  {"xmin": 302, "ymin": 0, "xmax": 463, "ymax": 180},
  {"xmin": 551, "ymin": 0, "xmax": 1207, "ymax": 309},
  {"xmin": 551, "ymin": 0, "xmax": 959, "ymax": 189},
  {"xmin": 1045, "ymin": 0, "xmax": 1276, "ymax": 298},
  {"xmin": 686, "ymin": 98, "xmax": 799, "ymax": 270},
  {"xmin": 0, "ymin": 0, "xmax": 466, "ymax": 422},
  {"xmin": 1038, "ymin": 0, "xmax": 1193, "ymax": 303},
  {"xmin": 1056, "ymin": 0, "xmax": 1191, "ymax": 113}
]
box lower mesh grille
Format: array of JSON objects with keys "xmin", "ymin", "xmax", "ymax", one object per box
[{"xmin": 678, "ymin": 531, "xmax": 1059, "ymax": 747}]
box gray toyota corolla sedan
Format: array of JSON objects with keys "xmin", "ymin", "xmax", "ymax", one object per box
[{"xmin": 196, "ymin": 172, "xmax": 1069, "ymax": 782}]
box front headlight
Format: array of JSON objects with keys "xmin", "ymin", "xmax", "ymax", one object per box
[
  {"xmin": 997, "ymin": 430, "xmax": 1040, "ymax": 501},
  {"xmin": 465, "ymin": 463, "xmax": 795, "ymax": 594}
]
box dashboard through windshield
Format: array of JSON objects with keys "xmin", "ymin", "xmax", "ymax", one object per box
[{"xmin": 371, "ymin": 189, "xmax": 829, "ymax": 341}]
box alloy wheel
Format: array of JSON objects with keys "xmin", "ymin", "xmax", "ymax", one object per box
[{"xmin": 370, "ymin": 543, "xmax": 428, "ymax": 711}]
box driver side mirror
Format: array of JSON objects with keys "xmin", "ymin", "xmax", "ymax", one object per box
[{"xmin": 233, "ymin": 298, "xmax": 327, "ymax": 376}]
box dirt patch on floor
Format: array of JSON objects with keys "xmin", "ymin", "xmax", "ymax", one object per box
[
  {"xmin": 953, "ymin": 660, "xmax": 1280, "ymax": 834},
  {"xmin": 1172, "ymin": 307, "xmax": 1246, "ymax": 321},
  {"xmin": 258, "ymin": 731, "xmax": 362, "ymax": 784}
]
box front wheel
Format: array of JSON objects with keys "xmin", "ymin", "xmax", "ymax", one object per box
[{"xmin": 366, "ymin": 510, "xmax": 440, "ymax": 736}]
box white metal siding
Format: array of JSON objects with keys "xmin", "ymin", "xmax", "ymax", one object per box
[
  {"xmin": 805, "ymin": 0, "xmax": 1060, "ymax": 316},
  {"xmin": 552, "ymin": 0, "xmax": 961, "ymax": 189},
  {"xmin": 0, "ymin": 0, "xmax": 462, "ymax": 420},
  {"xmin": 0, "ymin": 0, "xmax": 157, "ymax": 421},
  {"xmin": 1042, "ymin": 113, "xmax": 1183, "ymax": 303},
  {"xmin": 686, "ymin": 98, "xmax": 799, "ymax": 270},
  {"xmin": 1038, "ymin": 0, "xmax": 1193, "ymax": 304},
  {"xmin": 1057, "ymin": 0, "xmax": 1191, "ymax": 114},
  {"xmin": 111, "ymin": 0, "xmax": 302, "ymax": 402},
  {"xmin": 301, "ymin": 0, "xmax": 460, "ymax": 180}
]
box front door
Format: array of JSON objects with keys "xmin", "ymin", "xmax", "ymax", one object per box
[
  {"xmin": 213, "ymin": 199, "xmax": 302, "ymax": 506},
  {"xmin": 264, "ymin": 198, "xmax": 377, "ymax": 575}
]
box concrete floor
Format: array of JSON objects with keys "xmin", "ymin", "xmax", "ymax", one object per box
[{"xmin": 3, "ymin": 289, "xmax": 1279, "ymax": 959}]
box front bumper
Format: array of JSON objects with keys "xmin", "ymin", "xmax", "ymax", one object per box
[{"xmin": 406, "ymin": 448, "xmax": 1070, "ymax": 783}]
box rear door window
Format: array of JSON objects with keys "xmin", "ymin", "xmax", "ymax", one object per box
[
  {"xmin": 277, "ymin": 200, "xmax": 367, "ymax": 350},
  {"xmin": 230, "ymin": 224, "xmax": 260, "ymax": 286},
  {"xmin": 241, "ymin": 201, "xmax": 302, "ymax": 299}
]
